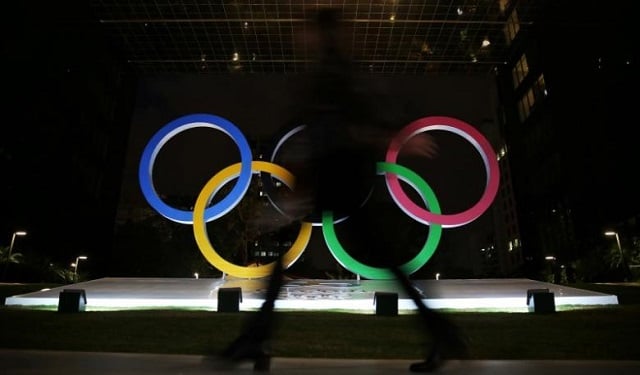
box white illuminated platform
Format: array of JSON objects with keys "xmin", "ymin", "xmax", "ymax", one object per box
[{"xmin": 4, "ymin": 277, "xmax": 619, "ymax": 312}]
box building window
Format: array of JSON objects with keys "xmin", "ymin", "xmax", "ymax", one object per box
[
  {"xmin": 498, "ymin": 0, "xmax": 512, "ymax": 14},
  {"xmin": 497, "ymin": 144, "xmax": 508, "ymax": 161},
  {"xmin": 512, "ymin": 54, "xmax": 529, "ymax": 89},
  {"xmin": 517, "ymin": 73, "xmax": 546, "ymax": 122},
  {"xmin": 503, "ymin": 9, "xmax": 520, "ymax": 46},
  {"xmin": 517, "ymin": 88, "xmax": 532, "ymax": 122},
  {"xmin": 534, "ymin": 74, "xmax": 547, "ymax": 97}
]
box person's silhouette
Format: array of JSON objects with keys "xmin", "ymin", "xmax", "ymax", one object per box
[{"xmin": 220, "ymin": 7, "xmax": 467, "ymax": 372}]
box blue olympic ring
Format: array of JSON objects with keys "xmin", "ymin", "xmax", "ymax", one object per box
[{"xmin": 138, "ymin": 113, "xmax": 253, "ymax": 224}]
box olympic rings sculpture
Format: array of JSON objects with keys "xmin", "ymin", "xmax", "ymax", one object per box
[{"xmin": 139, "ymin": 113, "xmax": 500, "ymax": 279}]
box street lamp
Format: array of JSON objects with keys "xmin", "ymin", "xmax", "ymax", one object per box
[
  {"xmin": 9, "ymin": 231, "xmax": 27, "ymax": 255},
  {"xmin": 604, "ymin": 231, "xmax": 629, "ymax": 279},
  {"xmin": 3, "ymin": 231, "xmax": 27, "ymax": 280},
  {"xmin": 73, "ymin": 255, "xmax": 87, "ymax": 282},
  {"xmin": 604, "ymin": 231, "xmax": 622, "ymax": 254}
]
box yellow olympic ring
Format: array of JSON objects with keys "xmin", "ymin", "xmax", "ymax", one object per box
[{"xmin": 193, "ymin": 161, "xmax": 312, "ymax": 278}]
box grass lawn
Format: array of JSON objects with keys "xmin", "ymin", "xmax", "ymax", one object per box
[{"xmin": 1, "ymin": 282, "xmax": 639, "ymax": 360}]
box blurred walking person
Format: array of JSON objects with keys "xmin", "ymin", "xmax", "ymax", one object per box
[{"xmin": 220, "ymin": 7, "xmax": 467, "ymax": 372}]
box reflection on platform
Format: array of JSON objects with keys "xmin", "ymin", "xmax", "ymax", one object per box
[{"xmin": 4, "ymin": 277, "xmax": 619, "ymax": 313}]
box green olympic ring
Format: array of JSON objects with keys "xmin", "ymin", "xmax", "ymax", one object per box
[{"xmin": 322, "ymin": 162, "xmax": 442, "ymax": 279}]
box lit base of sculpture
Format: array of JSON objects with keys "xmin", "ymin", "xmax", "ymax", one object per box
[{"xmin": 4, "ymin": 277, "xmax": 618, "ymax": 312}]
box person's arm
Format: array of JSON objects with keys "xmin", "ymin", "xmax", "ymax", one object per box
[{"xmin": 348, "ymin": 124, "xmax": 439, "ymax": 159}]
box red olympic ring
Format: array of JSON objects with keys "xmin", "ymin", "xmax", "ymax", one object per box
[{"xmin": 385, "ymin": 116, "xmax": 500, "ymax": 228}]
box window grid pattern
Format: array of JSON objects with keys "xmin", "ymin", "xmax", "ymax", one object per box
[
  {"xmin": 512, "ymin": 53, "xmax": 529, "ymax": 89},
  {"xmin": 91, "ymin": 0, "xmax": 541, "ymax": 76},
  {"xmin": 503, "ymin": 8, "xmax": 520, "ymax": 46},
  {"xmin": 517, "ymin": 73, "xmax": 545, "ymax": 123}
]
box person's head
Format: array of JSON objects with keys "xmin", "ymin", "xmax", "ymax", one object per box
[
  {"xmin": 314, "ymin": 7, "xmax": 341, "ymax": 30},
  {"xmin": 306, "ymin": 7, "xmax": 348, "ymax": 60}
]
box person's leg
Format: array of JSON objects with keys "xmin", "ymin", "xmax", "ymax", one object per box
[
  {"xmin": 354, "ymin": 202, "xmax": 468, "ymax": 372},
  {"xmin": 220, "ymin": 255, "xmax": 285, "ymax": 371},
  {"xmin": 388, "ymin": 266, "xmax": 468, "ymax": 372}
]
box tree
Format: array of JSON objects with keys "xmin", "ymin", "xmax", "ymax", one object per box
[
  {"xmin": 0, "ymin": 245, "xmax": 23, "ymax": 265},
  {"xmin": 576, "ymin": 239, "xmax": 639, "ymax": 282},
  {"xmin": 1, "ymin": 245, "xmax": 24, "ymax": 280},
  {"xmin": 605, "ymin": 242, "xmax": 635, "ymax": 282},
  {"xmin": 53, "ymin": 266, "xmax": 77, "ymax": 283},
  {"xmin": 207, "ymin": 177, "xmax": 279, "ymax": 266}
]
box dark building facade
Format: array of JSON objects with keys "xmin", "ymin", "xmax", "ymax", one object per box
[
  {"xmin": 494, "ymin": 1, "xmax": 638, "ymax": 280},
  {"xmin": 1, "ymin": 2, "xmax": 138, "ymax": 279}
]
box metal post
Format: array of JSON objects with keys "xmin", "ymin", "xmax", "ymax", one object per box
[
  {"xmin": 73, "ymin": 256, "xmax": 87, "ymax": 283},
  {"xmin": 3, "ymin": 231, "xmax": 26, "ymax": 280}
]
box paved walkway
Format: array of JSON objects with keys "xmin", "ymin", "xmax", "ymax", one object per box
[{"xmin": 2, "ymin": 350, "xmax": 640, "ymax": 375}]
